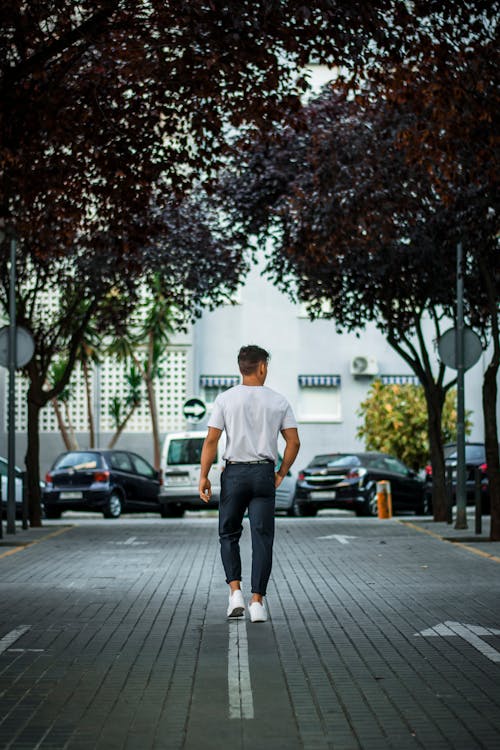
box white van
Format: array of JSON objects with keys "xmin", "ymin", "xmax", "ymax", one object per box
[{"xmin": 158, "ymin": 431, "xmax": 226, "ymax": 517}]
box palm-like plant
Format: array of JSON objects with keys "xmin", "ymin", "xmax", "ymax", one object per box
[
  {"xmin": 107, "ymin": 366, "xmax": 143, "ymax": 448},
  {"xmin": 107, "ymin": 275, "xmax": 175, "ymax": 467},
  {"xmin": 48, "ymin": 358, "xmax": 78, "ymax": 450}
]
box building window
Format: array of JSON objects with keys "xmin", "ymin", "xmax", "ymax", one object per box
[
  {"xmin": 297, "ymin": 374, "xmax": 341, "ymax": 422},
  {"xmin": 200, "ymin": 375, "xmax": 240, "ymax": 405}
]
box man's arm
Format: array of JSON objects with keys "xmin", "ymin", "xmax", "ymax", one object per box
[
  {"xmin": 275, "ymin": 427, "xmax": 300, "ymax": 488},
  {"xmin": 198, "ymin": 427, "xmax": 222, "ymax": 502}
]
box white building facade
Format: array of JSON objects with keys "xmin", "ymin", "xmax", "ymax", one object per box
[{"xmin": 0, "ymin": 256, "xmax": 496, "ymax": 475}]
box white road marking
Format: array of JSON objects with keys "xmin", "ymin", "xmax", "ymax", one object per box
[
  {"xmin": 228, "ymin": 618, "xmax": 254, "ymax": 719},
  {"xmin": 0, "ymin": 626, "xmax": 31, "ymax": 655},
  {"xmin": 317, "ymin": 534, "xmax": 357, "ymax": 544},
  {"xmin": 114, "ymin": 537, "xmax": 147, "ymax": 546},
  {"xmin": 8, "ymin": 649, "xmax": 44, "ymax": 653},
  {"xmin": 416, "ymin": 621, "xmax": 500, "ymax": 663}
]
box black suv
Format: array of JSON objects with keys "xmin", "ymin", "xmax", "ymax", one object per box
[
  {"xmin": 43, "ymin": 450, "xmax": 161, "ymax": 519},
  {"xmin": 294, "ymin": 452, "xmax": 427, "ymax": 517},
  {"xmin": 424, "ymin": 442, "xmax": 490, "ymax": 512}
]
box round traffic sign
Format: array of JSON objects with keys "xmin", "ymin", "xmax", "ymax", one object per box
[
  {"xmin": 438, "ymin": 327, "xmax": 482, "ymax": 371},
  {"xmin": 183, "ymin": 397, "xmax": 206, "ymax": 422},
  {"xmin": 0, "ymin": 326, "xmax": 35, "ymax": 368}
]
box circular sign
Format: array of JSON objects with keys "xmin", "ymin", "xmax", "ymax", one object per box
[
  {"xmin": 0, "ymin": 326, "xmax": 35, "ymax": 368},
  {"xmin": 438, "ymin": 327, "xmax": 482, "ymax": 371},
  {"xmin": 182, "ymin": 397, "xmax": 207, "ymax": 422}
]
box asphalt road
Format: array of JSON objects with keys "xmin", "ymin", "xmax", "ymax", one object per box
[{"xmin": 0, "ymin": 514, "xmax": 499, "ymax": 750}]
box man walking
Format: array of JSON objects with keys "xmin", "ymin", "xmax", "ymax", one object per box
[{"xmin": 198, "ymin": 345, "xmax": 300, "ymax": 622}]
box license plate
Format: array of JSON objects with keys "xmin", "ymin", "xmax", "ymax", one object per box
[
  {"xmin": 59, "ymin": 491, "xmax": 83, "ymax": 500},
  {"xmin": 310, "ymin": 491, "xmax": 336, "ymax": 500}
]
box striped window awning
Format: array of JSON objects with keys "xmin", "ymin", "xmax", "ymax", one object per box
[
  {"xmin": 200, "ymin": 375, "xmax": 240, "ymax": 387},
  {"xmin": 380, "ymin": 375, "xmax": 420, "ymax": 385},
  {"xmin": 298, "ymin": 375, "xmax": 341, "ymax": 387}
]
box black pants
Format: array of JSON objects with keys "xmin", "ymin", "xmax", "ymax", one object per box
[{"xmin": 218, "ymin": 463, "xmax": 276, "ymax": 596}]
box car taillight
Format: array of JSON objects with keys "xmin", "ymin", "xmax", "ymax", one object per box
[
  {"xmin": 424, "ymin": 464, "xmax": 433, "ymax": 477},
  {"xmin": 45, "ymin": 472, "xmax": 53, "ymax": 484},
  {"xmin": 158, "ymin": 469, "xmax": 164, "ymax": 486},
  {"xmin": 298, "ymin": 471, "xmax": 305, "ymax": 481},
  {"xmin": 479, "ymin": 463, "xmax": 487, "ymax": 473},
  {"xmin": 94, "ymin": 471, "xmax": 110, "ymax": 483},
  {"xmin": 347, "ymin": 468, "xmax": 367, "ymax": 479}
]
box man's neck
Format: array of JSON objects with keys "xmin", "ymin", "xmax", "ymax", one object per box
[{"xmin": 242, "ymin": 375, "xmax": 265, "ymax": 387}]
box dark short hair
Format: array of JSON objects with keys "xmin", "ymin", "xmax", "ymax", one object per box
[{"xmin": 237, "ymin": 345, "xmax": 270, "ymax": 376}]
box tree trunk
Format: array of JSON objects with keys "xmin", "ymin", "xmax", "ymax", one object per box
[
  {"xmin": 423, "ymin": 382, "xmax": 448, "ymax": 521},
  {"xmin": 25, "ymin": 388, "xmax": 43, "ymax": 527},
  {"xmin": 63, "ymin": 401, "xmax": 78, "ymax": 450},
  {"xmin": 82, "ymin": 359, "xmax": 95, "ymax": 448},
  {"xmin": 483, "ymin": 362, "xmax": 500, "ymax": 540},
  {"xmin": 146, "ymin": 377, "xmax": 161, "ymax": 469},
  {"xmin": 107, "ymin": 403, "xmax": 139, "ymax": 449},
  {"xmin": 477, "ymin": 253, "xmax": 500, "ymax": 539},
  {"xmin": 51, "ymin": 398, "xmax": 73, "ymax": 450}
]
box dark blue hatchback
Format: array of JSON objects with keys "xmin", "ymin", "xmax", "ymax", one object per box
[{"xmin": 43, "ymin": 450, "xmax": 161, "ymax": 519}]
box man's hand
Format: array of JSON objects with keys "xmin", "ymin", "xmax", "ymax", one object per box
[
  {"xmin": 199, "ymin": 478, "xmax": 212, "ymax": 503},
  {"xmin": 275, "ymin": 473, "xmax": 284, "ymax": 489}
]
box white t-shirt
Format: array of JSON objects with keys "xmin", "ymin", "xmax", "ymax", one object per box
[{"xmin": 208, "ymin": 384, "xmax": 297, "ymax": 463}]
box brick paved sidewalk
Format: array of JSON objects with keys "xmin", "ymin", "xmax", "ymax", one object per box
[{"xmin": 0, "ymin": 516, "xmax": 499, "ymax": 750}]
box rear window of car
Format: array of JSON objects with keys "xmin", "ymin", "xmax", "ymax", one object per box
[
  {"xmin": 53, "ymin": 452, "xmax": 103, "ymax": 470},
  {"xmin": 167, "ymin": 438, "xmax": 205, "ymax": 466},
  {"xmin": 308, "ymin": 454, "xmax": 339, "ymax": 467},
  {"xmin": 327, "ymin": 455, "xmax": 361, "ymax": 467},
  {"xmin": 446, "ymin": 445, "xmax": 485, "ymax": 463}
]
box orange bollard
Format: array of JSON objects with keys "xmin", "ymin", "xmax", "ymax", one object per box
[{"xmin": 376, "ymin": 480, "xmax": 393, "ymax": 518}]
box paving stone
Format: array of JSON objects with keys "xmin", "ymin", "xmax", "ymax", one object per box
[{"xmin": 0, "ymin": 516, "xmax": 499, "ymax": 749}]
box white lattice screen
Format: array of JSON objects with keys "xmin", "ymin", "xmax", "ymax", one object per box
[{"xmin": 12, "ymin": 347, "xmax": 187, "ymax": 433}]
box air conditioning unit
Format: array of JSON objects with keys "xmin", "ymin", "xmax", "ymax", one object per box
[{"xmin": 350, "ymin": 356, "xmax": 379, "ymax": 376}]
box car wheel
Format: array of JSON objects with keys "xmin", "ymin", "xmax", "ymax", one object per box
[
  {"xmin": 160, "ymin": 505, "xmax": 184, "ymax": 518},
  {"xmin": 292, "ymin": 498, "xmax": 317, "ymax": 517},
  {"xmin": 103, "ymin": 492, "xmax": 122, "ymax": 519},
  {"xmin": 45, "ymin": 507, "xmax": 62, "ymax": 519},
  {"xmin": 361, "ymin": 486, "xmax": 378, "ymax": 517}
]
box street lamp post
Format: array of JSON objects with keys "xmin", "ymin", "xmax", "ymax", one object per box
[
  {"xmin": 7, "ymin": 236, "xmax": 17, "ymax": 534},
  {"xmin": 455, "ymin": 242, "xmax": 467, "ymax": 530}
]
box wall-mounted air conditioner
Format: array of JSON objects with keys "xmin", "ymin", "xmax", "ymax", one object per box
[{"xmin": 350, "ymin": 356, "xmax": 379, "ymax": 376}]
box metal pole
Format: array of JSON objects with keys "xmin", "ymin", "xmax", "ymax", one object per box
[
  {"xmin": 455, "ymin": 241, "xmax": 467, "ymax": 529},
  {"xmin": 474, "ymin": 467, "xmax": 482, "ymax": 536},
  {"xmin": 446, "ymin": 465, "xmax": 453, "ymax": 524},
  {"xmin": 7, "ymin": 236, "xmax": 17, "ymax": 534}
]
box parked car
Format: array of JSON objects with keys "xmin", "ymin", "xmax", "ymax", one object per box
[
  {"xmin": 294, "ymin": 452, "xmax": 428, "ymax": 517},
  {"xmin": 159, "ymin": 431, "xmax": 226, "ymax": 517},
  {"xmin": 43, "ymin": 450, "xmax": 161, "ymax": 519},
  {"xmin": 159, "ymin": 430, "xmax": 297, "ymax": 517},
  {"xmin": 424, "ymin": 442, "xmax": 490, "ymax": 512},
  {"xmin": 0, "ymin": 457, "xmax": 24, "ymax": 518}
]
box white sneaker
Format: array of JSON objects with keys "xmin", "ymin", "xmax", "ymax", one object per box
[
  {"xmin": 249, "ymin": 600, "xmax": 267, "ymax": 623},
  {"xmin": 227, "ymin": 589, "xmax": 245, "ymax": 618}
]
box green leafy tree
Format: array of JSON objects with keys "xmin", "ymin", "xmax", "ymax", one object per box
[{"xmin": 357, "ymin": 381, "xmax": 472, "ymax": 471}]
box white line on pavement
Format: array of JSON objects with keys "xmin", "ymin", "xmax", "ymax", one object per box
[
  {"xmin": 316, "ymin": 534, "xmax": 357, "ymax": 544},
  {"xmin": 416, "ymin": 621, "xmax": 500, "ymax": 663},
  {"xmin": 228, "ymin": 618, "xmax": 254, "ymax": 720},
  {"xmin": 0, "ymin": 626, "xmax": 31, "ymax": 656}
]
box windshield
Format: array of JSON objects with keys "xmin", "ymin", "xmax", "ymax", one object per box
[{"xmin": 54, "ymin": 452, "xmax": 103, "ymax": 470}]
